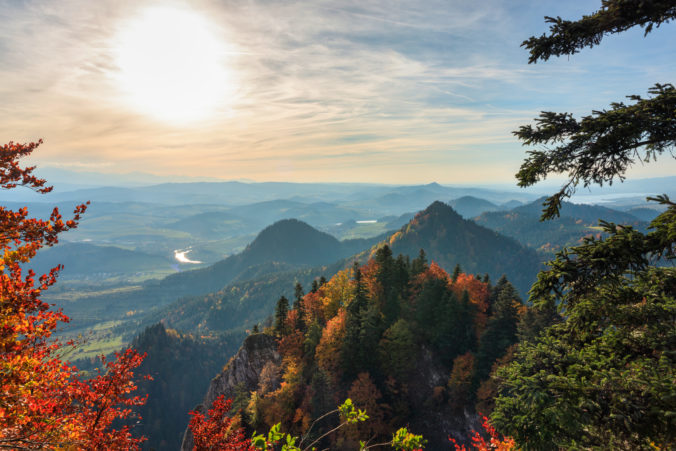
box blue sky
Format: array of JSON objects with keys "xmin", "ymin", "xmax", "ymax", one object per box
[{"xmin": 1, "ymin": 0, "xmax": 674, "ymax": 184}]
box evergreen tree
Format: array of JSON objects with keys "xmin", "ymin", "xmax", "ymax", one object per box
[
  {"xmin": 375, "ymin": 245, "xmax": 401, "ymax": 326},
  {"xmin": 493, "ymin": 2, "xmax": 676, "ymax": 448},
  {"xmin": 357, "ymin": 302, "xmax": 384, "ymax": 378},
  {"xmin": 433, "ymin": 289, "xmax": 477, "ymax": 367},
  {"xmin": 452, "ymin": 264, "xmax": 462, "ymax": 282},
  {"xmin": 274, "ymin": 296, "xmax": 290, "ymax": 337},
  {"xmin": 341, "ymin": 263, "xmax": 370, "ymax": 380},
  {"xmin": 303, "ymin": 320, "xmax": 323, "ymax": 356},
  {"xmin": 410, "ymin": 249, "xmax": 428, "ymax": 276},
  {"xmin": 413, "ymin": 276, "xmax": 448, "ymax": 342},
  {"xmin": 293, "ymin": 282, "xmax": 306, "ymax": 332},
  {"xmin": 516, "ymin": 296, "xmax": 559, "ymax": 343},
  {"xmin": 294, "ymin": 282, "xmax": 304, "ymax": 308},
  {"xmin": 378, "ymin": 319, "xmax": 417, "ymax": 381},
  {"xmin": 350, "ymin": 262, "xmax": 368, "ymax": 315},
  {"xmin": 474, "ymin": 281, "xmax": 520, "ymax": 384}
]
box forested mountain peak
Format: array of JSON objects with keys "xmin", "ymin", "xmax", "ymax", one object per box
[
  {"xmin": 241, "ymin": 219, "xmax": 348, "ymax": 267},
  {"xmin": 420, "ymin": 199, "xmax": 463, "ymax": 218},
  {"xmin": 385, "ymin": 201, "xmax": 541, "ymax": 294},
  {"xmin": 183, "ymin": 248, "xmax": 548, "ymax": 449}
]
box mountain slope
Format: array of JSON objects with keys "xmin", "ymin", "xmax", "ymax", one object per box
[
  {"xmin": 179, "ymin": 251, "xmax": 535, "ymax": 449},
  {"xmin": 59, "ymin": 220, "xmax": 384, "ymax": 333},
  {"xmin": 512, "ymin": 197, "xmax": 642, "ymax": 224},
  {"xmin": 150, "ymin": 203, "xmax": 544, "ymax": 335},
  {"xmin": 28, "ymin": 242, "xmax": 173, "ymax": 280},
  {"xmin": 385, "ymin": 201, "xmax": 542, "ymax": 294},
  {"xmin": 475, "ymin": 198, "xmax": 648, "ymax": 253},
  {"xmin": 155, "ymin": 219, "xmax": 374, "ymax": 295},
  {"xmin": 448, "ymin": 196, "xmax": 499, "ymax": 218}
]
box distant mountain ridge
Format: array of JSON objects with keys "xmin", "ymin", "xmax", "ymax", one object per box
[
  {"xmin": 448, "ymin": 196, "xmax": 500, "ymax": 218},
  {"xmin": 475, "ymin": 197, "xmax": 648, "ymax": 253},
  {"xmin": 512, "ymin": 197, "xmax": 642, "ymax": 224}
]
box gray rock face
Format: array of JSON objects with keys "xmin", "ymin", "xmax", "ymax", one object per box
[{"xmin": 180, "ymin": 333, "xmax": 280, "ymax": 450}]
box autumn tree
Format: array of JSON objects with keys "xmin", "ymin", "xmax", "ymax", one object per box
[
  {"xmin": 189, "ymin": 395, "xmax": 254, "ymax": 451},
  {"xmin": 0, "ymin": 140, "xmax": 148, "ymax": 450},
  {"xmin": 447, "ymin": 352, "xmax": 475, "ymax": 411},
  {"xmin": 450, "ymin": 415, "xmax": 515, "ymax": 451},
  {"xmin": 341, "ymin": 373, "xmax": 387, "ymax": 446},
  {"xmin": 492, "ymin": 2, "xmax": 676, "ymax": 448}
]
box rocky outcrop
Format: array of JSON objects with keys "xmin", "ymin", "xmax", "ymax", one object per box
[
  {"xmin": 407, "ymin": 345, "xmax": 481, "ymax": 449},
  {"xmin": 180, "ymin": 333, "xmax": 280, "ymax": 450}
]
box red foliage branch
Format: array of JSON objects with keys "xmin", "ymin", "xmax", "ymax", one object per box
[
  {"xmin": 189, "ymin": 395, "xmax": 254, "ymax": 451},
  {"xmin": 449, "ymin": 415, "xmax": 516, "ymax": 451},
  {"xmin": 0, "ymin": 140, "xmax": 148, "ymax": 450}
]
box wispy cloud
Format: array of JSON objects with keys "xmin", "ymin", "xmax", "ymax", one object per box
[{"xmin": 0, "ymin": 0, "xmax": 674, "ymax": 183}]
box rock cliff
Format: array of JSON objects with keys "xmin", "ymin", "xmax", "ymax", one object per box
[{"xmin": 180, "ymin": 333, "xmax": 280, "ymax": 450}]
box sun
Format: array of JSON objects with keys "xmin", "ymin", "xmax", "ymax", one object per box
[{"xmin": 113, "ymin": 6, "xmax": 233, "ymax": 124}]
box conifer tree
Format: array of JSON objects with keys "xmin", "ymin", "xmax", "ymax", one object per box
[
  {"xmin": 378, "ymin": 319, "xmax": 417, "ymax": 381},
  {"xmin": 452, "ymin": 264, "xmax": 462, "ymax": 282},
  {"xmin": 375, "ymin": 245, "xmax": 400, "ymax": 326},
  {"xmin": 294, "ymin": 282, "xmax": 304, "ymax": 308},
  {"xmin": 341, "ymin": 263, "xmax": 371, "ymax": 380},
  {"xmin": 474, "ymin": 281, "xmax": 520, "ymax": 385},
  {"xmin": 492, "ymin": 2, "xmax": 676, "ymax": 448},
  {"xmin": 274, "ymin": 296, "xmax": 290, "ymax": 337},
  {"xmin": 410, "ymin": 249, "xmax": 428, "ymax": 276},
  {"xmin": 293, "ymin": 282, "xmax": 306, "ymax": 331}
]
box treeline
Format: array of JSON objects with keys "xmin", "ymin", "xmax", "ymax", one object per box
[{"xmin": 234, "ymin": 245, "xmax": 555, "ymax": 448}]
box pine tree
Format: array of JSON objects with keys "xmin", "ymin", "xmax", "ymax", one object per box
[
  {"xmin": 274, "ymin": 296, "xmax": 290, "ymax": 337},
  {"xmin": 474, "ymin": 281, "xmax": 520, "ymax": 385},
  {"xmin": 492, "ymin": 2, "xmax": 676, "ymax": 448},
  {"xmin": 452, "ymin": 264, "xmax": 462, "ymax": 282},
  {"xmin": 378, "ymin": 319, "xmax": 417, "ymax": 381},
  {"xmin": 375, "ymin": 245, "xmax": 400, "ymax": 326},
  {"xmin": 341, "ymin": 263, "xmax": 370, "ymax": 380},
  {"xmin": 294, "ymin": 282, "xmax": 304, "ymax": 308},
  {"xmin": 410, "ymin": 249, "xmax": 428, "ymax": 276},
  {"xmin": 293, "ymin": 282, "xmax": 306, "ymax": 332},
  {"xmin": 432, "ymin": 289, "xmax": 477, "ymax": 367}
]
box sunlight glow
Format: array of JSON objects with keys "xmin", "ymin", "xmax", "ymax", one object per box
[{"xmin": 113, "ymin": 6, "xmax": 233, "ymax": 124}]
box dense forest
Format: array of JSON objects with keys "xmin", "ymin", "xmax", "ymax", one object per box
[{"xmin": 191, "ymin": 246, "xmax": 555, "ymax": 449}]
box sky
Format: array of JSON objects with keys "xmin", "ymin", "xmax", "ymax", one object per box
[{"xmin": 1, "ymin": 0, "xmax": 675, "ymax": 185}]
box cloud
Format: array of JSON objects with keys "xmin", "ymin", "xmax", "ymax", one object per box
[{"xmin": 0, "ymin": 0, "xmax": 674, "ymax": 184}]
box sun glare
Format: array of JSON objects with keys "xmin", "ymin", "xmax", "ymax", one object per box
[{"xmin": 113, "ymin": 6, "xmax": 233, "ymax": 124}]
